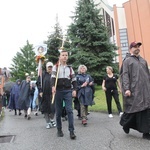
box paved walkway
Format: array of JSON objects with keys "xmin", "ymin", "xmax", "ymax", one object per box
[{"xmin": 0, "ymin": 109, "xmax": 150, "ymax": 150}]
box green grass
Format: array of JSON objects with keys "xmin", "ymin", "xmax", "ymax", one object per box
[{"xmin": 88, "ymin": 85, "xmax": 123, "ymax": 114}]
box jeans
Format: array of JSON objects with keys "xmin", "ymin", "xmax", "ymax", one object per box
[{"xmin": 55, "ymin": 90, "xmax": 74, "ymax": 131}]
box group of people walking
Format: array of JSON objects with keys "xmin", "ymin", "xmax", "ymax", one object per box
[
  {"xmin": 102, "ymin": 41, "xmax": 150, "ymax": 140},
  {"xmin": 8, "ymin": 76, "xmax": 39, "ymax": 119},
  {"xmin": 119, "ymin": 41, "xmax": 150, "ymax": 140},
  {"xmin": 4, "ymin": 40, "xmax": 150, "ymax": 140},
  {"xmin": 5, "ymin": 49, "xmax": 94, "ymax": 140}
]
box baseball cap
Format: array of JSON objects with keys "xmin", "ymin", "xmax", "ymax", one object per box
[
  {"xmin": 130, "ymin": 41, "xmax": 142, "ymax": 49},
  {"xmin": 46, "ymin": 62, "xmax": 53, "ymax": 68}
]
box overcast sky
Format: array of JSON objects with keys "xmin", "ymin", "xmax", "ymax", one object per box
[{"xmin": 0, "ymin": 0, "xmax": 128, "ymax": 69}]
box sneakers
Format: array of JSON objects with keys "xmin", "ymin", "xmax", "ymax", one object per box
[
  {"xmin": 108, "ymin": 114, "xmax": 113, "ymax": 118},
  {"xmin": 82, "ymin": 119, "xmax": 87, "ymax": 125},
  {"xmin": 87, "ymin": 112, "xmax": 90, "ymax": 115},
  {"xmin": 50, "ymin": 120, "xmax": 56, "ymax": 127},
  {"xmin": 119, "ymin": 112, "xmax": 123, "ymax": 117},
  {"xmin": 34, "ymin": 112, "xmax": 38, "ymax": 116},
  {"xmin": 46, "ymin": 122, "xmax": 54, "ymax": 129},
  {"xmin": 70, "ymin": 131, "xmax": 76, "ymax": 139},
  {"xmin": 46, "ymin": 123, "xmax": 51, "ymax": 129},
  {"xmin": 57, "ymin": 129, "xmax": 64, "ymax": 137},
  {"xmin": 143, "ymin": 133, "xmax": 150, "ymax": 140}
]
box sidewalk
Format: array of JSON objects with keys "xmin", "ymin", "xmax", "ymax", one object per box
[{"xmin": 0, "ymin": 109, "xmax": 150, "ymax": 150}]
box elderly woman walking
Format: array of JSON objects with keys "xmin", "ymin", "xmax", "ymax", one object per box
[{"xmin": 76, "ymin": 65, "xmax": 94, "ymax": 126}]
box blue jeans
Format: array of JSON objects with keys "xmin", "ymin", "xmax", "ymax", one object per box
[{"xmin": 55, "ymin": 90, "xmax": 74, "ymax": 131}]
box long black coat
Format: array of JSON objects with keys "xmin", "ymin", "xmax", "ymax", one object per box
[
  {"xmin": 37, "ymin": 71, "xmax": 53, "ymax": 114},
  {"xmin": 18, "ymin": 80, "xmax": 31, "ymax": 110},
  {"xmin": 121, "ymin": 55, "xmax": 150, "ymax": 113}
]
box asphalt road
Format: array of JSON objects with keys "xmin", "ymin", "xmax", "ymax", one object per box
[{"xmin": 0, "ymin": 109, "xmax": 150, "ymax": 150}]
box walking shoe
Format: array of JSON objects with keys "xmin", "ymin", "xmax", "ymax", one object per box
[
  {"xmin": 57, "ymin": 129, "xmax": 64, "ymax": 137},
  {"xmin": 27, "ymin": 115, "xmax": 31, "ymax": 120},
  {"xmin": 119, "ymin": 112, "xmax": 123, "ymax": 117},
  {"xmin": 34, "ymin": 112, "xmax": 38, "ymax": 116},
  {"xmin": 46, "ymin": 123, "xmax": 51, "ymax": 129},
  {"xmin": 24, "ymin": 114, "xmax": 27, "ymax": 118},
  {"xmin": 87, "ymin": 112, "xmax": 90, "ymax": 115},
  {"xmin": 123, "ymin": 127, "xmax": 130, "ymax": 134},
  {"xmin": 108, "ymin": 114, "xmax": 113, "ymax": 118},
  {"xmin": 19, "ymin": 112, "xmax": 22, "ymax": 116},
  {"xmin": 50, "ymin": 120, "xmax": 56, "ymax": 127},
  {"xmin": 82, "ymin": 119, "xmax": 87, "ymax": 125},
  {"xmin": 48, "ymin": 122, "xmax": 52, "ymax": 128},
  {"xmin": 70, "ymin": 131, "xmax": 76, "ymax": 140},
  {"xmin": 143, "ymin": 133, "xmax": 150, "ymax": 140}
]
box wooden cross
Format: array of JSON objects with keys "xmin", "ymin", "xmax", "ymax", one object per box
[{"xmin": 57, "ymin": 37, "xmax": 70, "ymax": 51}]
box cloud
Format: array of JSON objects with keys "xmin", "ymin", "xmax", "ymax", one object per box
[{"xmin": 0, "ymin": 0, "xmax": 76, "ymax": 68}]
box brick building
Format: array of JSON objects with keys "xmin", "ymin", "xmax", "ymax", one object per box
[
  {"xmin": 113, "ymin": 0, "xmax": 150, "ymax": 67},
  {"xmin": 94, "ymin": 0, "xmax": 150, "ymax": 68}
]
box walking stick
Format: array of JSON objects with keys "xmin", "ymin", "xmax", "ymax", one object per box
[
  {"xmin": 52, "ymin": 61, "xmax": 60, "ymax": 104},
  {"xmin": 52, "ymin": 37, "xmax": 68, "ymax": 104}
]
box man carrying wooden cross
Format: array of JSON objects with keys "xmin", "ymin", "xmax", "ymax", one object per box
[{"xmin": 51, "ymin": 48, "xmax": 77, "ymax": 140}]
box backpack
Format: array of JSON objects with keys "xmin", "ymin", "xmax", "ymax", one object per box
[{"xmin": 55, "ymin": 64, "xmax": 72, "ymax": 79}]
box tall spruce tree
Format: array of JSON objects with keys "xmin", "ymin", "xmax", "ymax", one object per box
[
  {"xmin": 10, "ymin": 40, "xmax": 36, "ymax": 81},
  {"xmin": 44, "ymin": 16, "xmax": 64, "ymax": 65},
  {"xmin": 67, "ymin": 0, "xmax": 117, "ymax": 84}
]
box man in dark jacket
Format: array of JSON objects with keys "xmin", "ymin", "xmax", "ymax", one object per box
[
  {"xmin": 37, "ymin": 62, "xmax": 56, "ymax": 129},
  {"xmin": 120, "ymin": 41, "xmax": 150, "ymax": 140}
]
